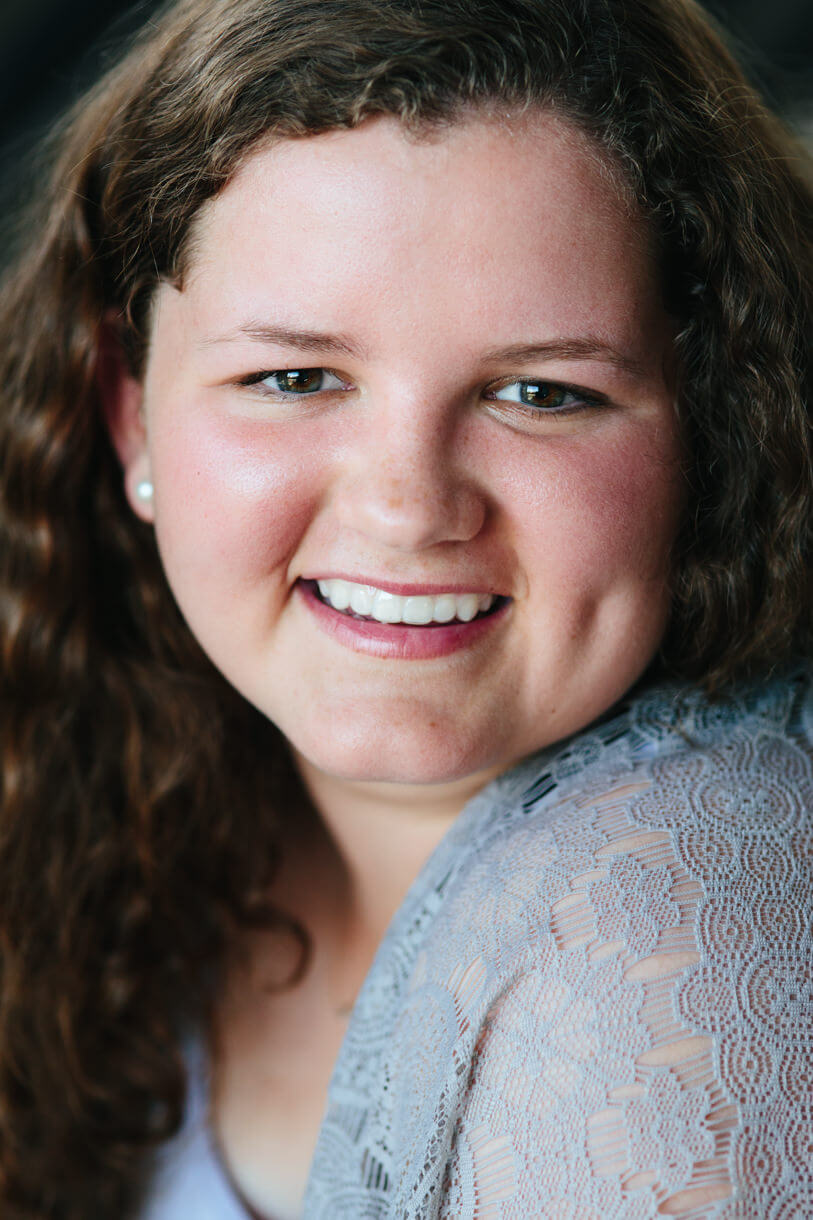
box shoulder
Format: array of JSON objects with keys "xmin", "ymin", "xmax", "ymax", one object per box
[
  {"xmin": 411, "ymin": 670, "xmax": 813, "ymax": 1217},
  {"xmin": 416, "ymin": 665, "xmax": 812, "ymax": 1003},
  {"xmin": 451, "ymin": 665, "xmax": 812, "ymax": 905}
]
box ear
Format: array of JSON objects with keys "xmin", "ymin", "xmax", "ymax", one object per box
[{"xmin": 97, "ymin": 319, "xmax": 155, "ymax": 524}]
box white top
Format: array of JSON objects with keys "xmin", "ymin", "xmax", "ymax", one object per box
[
  {"xmin": 141, "ymin": 668, "xmax": 813, "ymax": 1218},
  {"xmin": 139, "ymin": 1037, "xmax": 250, "ymax": 1219}
]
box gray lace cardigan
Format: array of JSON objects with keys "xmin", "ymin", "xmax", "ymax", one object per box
[{"xmin": 141, "ymin": 669, "xmax": 813, "ymax": 1218}]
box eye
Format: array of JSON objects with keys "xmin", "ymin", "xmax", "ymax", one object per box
[
  {"xmin": 486, "ymin": 379, "xmax": 604, "ymax": 413},
  {"xmin": 241, "ymin": 368, "xmax": 350, "ymax": 396}
]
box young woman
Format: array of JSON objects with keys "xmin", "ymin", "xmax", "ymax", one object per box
[{"xmin": 1, "ymin": 1, "xmax": 811, "ymax": 1217}]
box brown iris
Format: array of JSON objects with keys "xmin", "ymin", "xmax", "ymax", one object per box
[
  {"xmin": 518, "ymin": 381, "xmax": 568, "ymax": 408},
  {"xmin": 273, "ymin": 369, "xmax": 324, "ymax": 392}
]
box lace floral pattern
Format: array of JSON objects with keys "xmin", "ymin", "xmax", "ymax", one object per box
[
  {"xmin": 303, "ymin": 669, "xmax": 813, "ymax": 1218},
  {"xmin": 141, "ymin": 670, "xmax": 813, "ymax": 1218}
]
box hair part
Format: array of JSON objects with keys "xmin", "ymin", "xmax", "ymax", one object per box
[{"xmin": 1, "ymin": 0, "xmax": 811, "ymax": 1214}]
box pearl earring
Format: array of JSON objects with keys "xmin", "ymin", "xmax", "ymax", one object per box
[{"xmin": 135, "ymin": 479, "xmax": 154, "ymax": 503}]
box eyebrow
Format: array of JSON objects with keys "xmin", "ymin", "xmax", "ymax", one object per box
[
  {"xmin": 481, "ymin": 338, "xmax": 647, "ymax": 378},
  {"xmin": 200, "ymin": 324, "xmax": 647, "ymax": 378},
  {"xmin": 199, "ymin": 322, "xmax": 365, "ymax": 359}
]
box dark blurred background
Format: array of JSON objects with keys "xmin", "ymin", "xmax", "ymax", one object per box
[{"xmin": 1, "ymin": 0, "xmax": 811, "ymax": 252}]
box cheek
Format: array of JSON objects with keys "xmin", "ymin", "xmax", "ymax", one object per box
[
  {"xmin": 147, "ymin": 410, "xmax": 321, "ymax": 596},
  {"xmin": 503, "ymin": 424, "xmax": 682, "ymax": 606}
]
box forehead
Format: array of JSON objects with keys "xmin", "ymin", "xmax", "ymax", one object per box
[{"xmin": 178, "ymin": 111, "xmax": 659, "ymax": 355}]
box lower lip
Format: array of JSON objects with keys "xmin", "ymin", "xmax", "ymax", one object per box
[{"xmin": 298, "ymin": 581, "xmax": 510, "ymax": 659}]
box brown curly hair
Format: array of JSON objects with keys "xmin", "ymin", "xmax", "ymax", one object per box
[{"xmin": 1, "ymin": 0, "xmax": 811, "ymax": 1214}]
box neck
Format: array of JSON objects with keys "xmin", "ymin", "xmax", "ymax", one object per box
[{"xmin": 289, "ymin": 755, "xmax": 502, "ymax": 956}]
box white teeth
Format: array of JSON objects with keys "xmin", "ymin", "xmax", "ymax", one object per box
[
  {"xmin": 371, "ymin": 589, "xmax": 403, "ymax": 623},
  {"xmin": 402, "ymin": 595, "xmax": 434, "ymax": 625},
  {"xmin": 318, "ymin": 578, "xmax": 351, "ymax": 611},
  {"xmin": 432, "ymin": 594, "xmax": 458, "ymax": 623},
  {"xmin": 349, "ymin": 585, "xmax": 374, "ymax": 616},
  {"xmin": 315, "ymin": 579, "xmax": 497, "ymax": 625},
  {"xmin": 456, "ymin": 593, "xmax": 480, "ymax": 622}
]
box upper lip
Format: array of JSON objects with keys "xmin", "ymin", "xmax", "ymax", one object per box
[{"xmin": 301, "ymin": 575, "xmax": 505, "ymax": 597}]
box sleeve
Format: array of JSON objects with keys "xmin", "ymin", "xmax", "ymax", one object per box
[{"xmin": 434, "ymin": 735, "xmax": 813, "ymax": 1219}]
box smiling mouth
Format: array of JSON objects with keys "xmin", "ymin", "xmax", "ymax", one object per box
[{"xmin": 304, "ymin": 578, "xmax": 509, "ymax": 626}]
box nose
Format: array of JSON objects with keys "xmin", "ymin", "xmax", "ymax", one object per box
[{"xmin": 332, "ymin": 392, "xmax": 487, "ymax": 552}]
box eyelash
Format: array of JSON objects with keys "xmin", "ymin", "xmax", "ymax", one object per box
[{"xmin": 237, "ymin": 368, "xmax": 607, "ymax": 416}]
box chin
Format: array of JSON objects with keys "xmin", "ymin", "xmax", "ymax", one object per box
[{"xmin": 288, "ymin": 715, "xmax": 507, "ymax": 787}]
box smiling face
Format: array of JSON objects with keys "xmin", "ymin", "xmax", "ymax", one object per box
[{"xmin": 112, "ymin": 111, "xmax": 684, "ymax": 788}]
